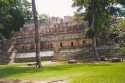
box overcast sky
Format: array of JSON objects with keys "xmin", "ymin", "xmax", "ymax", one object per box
[{"xmin": 28, "ymin": 0, "xmax": 75, "ymax": 17}]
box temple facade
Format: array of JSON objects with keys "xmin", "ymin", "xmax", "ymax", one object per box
[
  {"xmin": 15, "ymin": 16, "xmax": 91, "ymax": 52},
  {"xmin": 14, "ymin": 16, "xmax": 92, "ymax": 61}
]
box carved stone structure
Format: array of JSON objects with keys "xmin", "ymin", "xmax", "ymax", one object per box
[
  {"xmin": 0, "ymin": 16, "xmax": 92, "ymax": 64},
  {"xmin": 14, "ymin": 16, "xmax": 92, "ymax": 61}
]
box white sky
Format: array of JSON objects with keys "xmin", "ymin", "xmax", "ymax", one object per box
[{"xmin": 28, "ymin": 0, "xmax": 75, "ymax": 17}]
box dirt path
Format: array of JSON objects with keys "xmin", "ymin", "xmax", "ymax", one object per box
[{"xmin": 0, "ymin": 80, "xmax": 66, "ymax": 83}]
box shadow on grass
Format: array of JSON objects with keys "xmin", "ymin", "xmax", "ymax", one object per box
[
  {"xmin": 0, "ymin": 65, "xmax": 74, "ymax": 79},
  {"xmin": 0, "ymin": 66, "xmax": 34, "ymax": 79},
  {"xmin": 0, "ymin": 63, "xmax": 112, "ymax": 79}
]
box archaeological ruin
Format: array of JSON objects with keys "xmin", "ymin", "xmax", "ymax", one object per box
[{"xmin": 0, "ymin": 16, "xmax": 92, "ymax": 64}]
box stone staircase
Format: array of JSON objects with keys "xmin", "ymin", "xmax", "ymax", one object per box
[
  {"xmin": 53, "ymin": 48, "xmax": 92, "ymax": 61},
  {"xmin": 0, "ymin": 39, "xmax": 16, "ymax": 64}
]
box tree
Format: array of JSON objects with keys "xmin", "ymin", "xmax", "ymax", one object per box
[
  {"xmin": 0, "ymin": 0, "xmax": 32, "ymax": 39},
  {"xmin": 32, "ymin": 0, "xmax": 42, "ymax": 68},
  {"xmin": 72, "ymin": 0, "xmax": 125, "ymax": 60}
]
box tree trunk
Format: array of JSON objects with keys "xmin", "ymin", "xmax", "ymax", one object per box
[
  {"xmin": 91, "ymin": 37, "xmax": 99, "ymax": 60},
  {"xmin": 32, "ymin": 0, "xmax": 42, "ymax": 68},
  {"xmin": 91, "ymin": 0, "xmax": 100, "ymax": 60}
]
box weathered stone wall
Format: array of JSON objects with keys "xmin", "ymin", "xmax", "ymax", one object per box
[
  {"xmin": 52, "ymin": 48, "xmax": 93, "ymax": 61},
  {"xmin": 15, "ymin": 56, "xmax": 53, "ymax": 63},
  {"xmin": 15, "ymin": 38, "xmax": 92, "ymax": 52}
]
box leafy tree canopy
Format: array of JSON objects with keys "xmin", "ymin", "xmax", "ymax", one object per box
[
  {"xmin": 72, "ymin": 0, "xmax": 125, "ymax": 37},
  {"xmin": 38, "ymin": 14, "xmax": 49, "ymax": 23},
  {"xmin": 0, "ymin": 0, "xmax": 32, "ymax": 39}
]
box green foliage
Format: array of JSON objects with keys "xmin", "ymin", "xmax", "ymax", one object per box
[
  {"xmin": 72, "ymin": 0, "xmax": 125, "ymax": 38},
  {"xmin": 110, "ymin": 19, "xmax": 125, "ymax": 44},
  {"xmin": 38, "ymin": 14, "xmax": 48, "ymax": 23},
  {"xmin": 86, "ymin": 28, "xmax": 94, "ymax": 38},
  {"xmin": 0, "ymin": 0, "xmax": 32, "ymax": 39},
  {"xmin": 17, "ymin": 0, "xmax": 33, "ymax": 22},
  {"xmin": 119, "ymin": 47, "xmax": 125, "ymax": 55}
]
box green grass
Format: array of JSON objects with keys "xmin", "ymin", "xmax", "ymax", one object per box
[{"xmin": 0, "ymin": 62, "xmax": 125, "ymax": 83}]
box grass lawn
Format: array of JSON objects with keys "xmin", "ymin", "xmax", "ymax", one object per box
[{"xmin": 0, "ymin": 62, "xmax": 125, "ymax": 83}]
